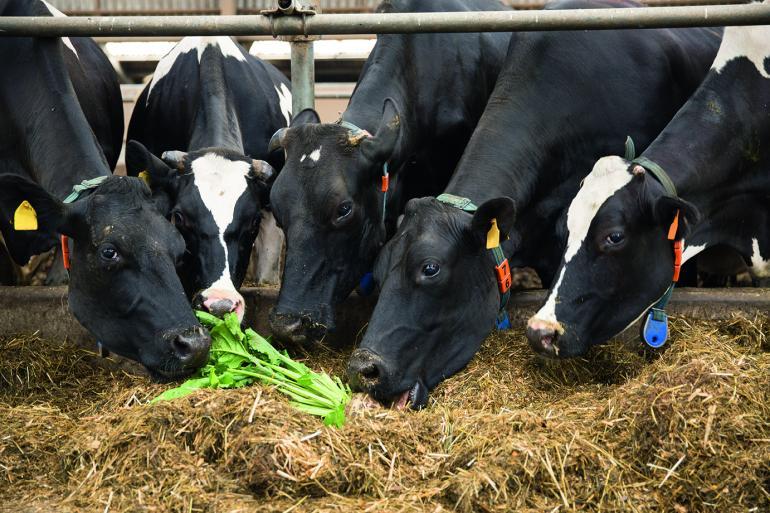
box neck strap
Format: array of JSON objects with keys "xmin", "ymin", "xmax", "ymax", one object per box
[
  {"xmin": 436, "ymin": 193, "xmax": 512, "ymax": 330},
  {"xmin": 629, "ymin": 154, "xmax": 682, "ymax": 348}
]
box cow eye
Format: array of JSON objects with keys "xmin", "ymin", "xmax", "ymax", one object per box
[
  {"xmin": 336, "ymin": 201, "xmax": 353, "ymax": 221},
  {"xmin": 100, "ymin": 244, "xmax": 119, "ymax": 262},
  {"xmin": 421, "ymin": 262, "xmax": 440, "ymax": 278},
  {"xmin": 171, "ymin": 210, "xmax": 185, "ymax": 228},
  {"xmin": 605, "ymin": 232, "xmax": 625, "ymax": 245}
]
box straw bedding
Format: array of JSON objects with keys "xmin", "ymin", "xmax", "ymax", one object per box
[{"xmin": 1, "ymin": 315, "xmax": 768, "ymax": 512}]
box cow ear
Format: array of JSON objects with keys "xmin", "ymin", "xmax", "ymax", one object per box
[
  {"xmin": 291, "ymin": 108, "xmax": 320, "ymax": 126},
  {"xmin": 653, "ymin": 195, "xmax": 701, "ymax": 240},
  {"xmin": 126, "ymin": 140, "xmax": 179, "ymax": 215},
  {"xmin": 470, "ymin": 197, "xmax": 517, "ymax": 248},
  {"xmin": 0, "ymin": 175, "xmax": 85, "ymax": 264},
  {"xmin": 360, "ymin": 98, "xmax": 402, "ymax": 166}
]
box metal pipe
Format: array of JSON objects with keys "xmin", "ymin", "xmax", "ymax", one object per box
[
  {"xmin": 0, "ymin": 4, "xmax": 769, "ymax": 37},
  {"xmin": 291, "ymin": 40, "xmax": 315, "ymax": 113}
]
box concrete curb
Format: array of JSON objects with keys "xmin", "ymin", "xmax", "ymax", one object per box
[{"xmin": 1, "ymin": 286, "xmax": 767, "ymax": 372}]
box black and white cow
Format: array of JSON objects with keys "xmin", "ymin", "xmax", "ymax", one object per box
[
  {"xmin": 126, "ymin": 36, "xmax": 291, "ymax": 321},
  {"xmin": 268, "ymin": 0, "xmax": 511, "ymax": 345},
  {"xmin": 0, "ymin": 0, "xmax": 209, "ymax": 379},
  {"xmin": 527, "ymin": 21, "xmax": 770, "ymax": 358},
  {"xmin": 347, "ymin": 0, "xmax": 722, "ymax": 408}
]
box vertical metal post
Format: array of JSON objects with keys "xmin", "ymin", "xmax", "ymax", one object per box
[
  {"xmin": 220, "ymin": 0, "xmax": 237, "ymax": 16},
  {"xmin": 290, "ymin": 39, "xmax": 315, "ymax": 114}
]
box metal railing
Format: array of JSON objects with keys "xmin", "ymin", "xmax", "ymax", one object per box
[
  {"xmin": 3, "ymin": 2, "xmax": 767, "ymax": 123},
  {"xmin": 48, "ymin": 0, "xmax": 747, "ymax": 15}
]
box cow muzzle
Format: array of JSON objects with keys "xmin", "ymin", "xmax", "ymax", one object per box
[
  {"xmin": 192, "ymin": 288, "xmax": 245, "ymax": 320},
  {"xmin": 526, "ymin": 317, "xmax": 564, "ymax": 358},
  {"xmin": 269, "ymin": 308, "xmax": 330, "ymax": 346}
]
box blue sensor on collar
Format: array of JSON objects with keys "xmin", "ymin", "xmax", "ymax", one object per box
[
  {"xmin": 496, "ymin": 311, "xmax": 511, "ymax": 331},
  {"xmin": 358, "ymin": 272, "xmax": 375, "ymax": 297},
  {"xmin": 642, "ymin": 308, "xmax": 669, "ymax": 348}
]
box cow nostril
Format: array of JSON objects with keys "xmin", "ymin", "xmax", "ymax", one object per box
[
  {"xmin": 359, "ymin": 363, "xmax": 380, "ymax": 381},
  {"xmin": 172, "ymin": 335, "xmax": 193, "ymax": 359}
]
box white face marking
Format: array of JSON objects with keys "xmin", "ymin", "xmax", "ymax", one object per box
[
  {"xmin": 309, "ymin": 146, "xmax": 322, "ymax": 162},
  {"xmin": 147, "ymin": 37, "xmax": 246, "ymax": 104},
  {"xmin": 299, "ymin": 154, "xmax": 307, "ymax": 162},
  {"xmin": 682, "ymin": 242, "xmax": 707, "ymax": 263},
  {"xmin": 751, "ymin": 238, "xmax": 770, "ymax": 277},
  {"xmin": 533, "ymin": 156, "xmax": 634, "ymax": 325},
  {"xmin": 712, "ymin": 24, "xmax": 770, "ymax": 79},
  {"xmin": 41, "ymin": 1, "xmax": 78, "ymax": 58},
  {"xmin": 190, "ymin": 153, "xmax": 251, "ymax": 293},
  {"xmin": 275, "ymin": 83, "xmax": 293, "ymax": 126}
]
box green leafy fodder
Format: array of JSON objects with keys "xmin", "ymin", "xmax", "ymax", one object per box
[{"xmin": 152, "ymin": 311, "xmax": 351, "ymax": 428}]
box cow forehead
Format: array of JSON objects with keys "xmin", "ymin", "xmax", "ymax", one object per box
[
  {"xmin": 564, "ymin": 156, "xmax": 633, "ymax": 261},
  {"xmin": 190, "ymin": 153, "xmax": 251, "ymax": 229}
]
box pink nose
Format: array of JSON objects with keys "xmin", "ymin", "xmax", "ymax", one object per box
[{"xmin": 195, "ymin": 289, "xmax": 245, "ymax": 320}]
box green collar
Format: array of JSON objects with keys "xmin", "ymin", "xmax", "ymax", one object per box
[{"xmin": 63, "ymin": 176, "xmax": 109, "ymax": 204}]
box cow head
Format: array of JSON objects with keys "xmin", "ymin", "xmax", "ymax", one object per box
[
  {"xmin": 126, "ymin": 141, "xmax": 276, "ymax": 321},
  {"xmin": 268, "ymin": 100, "xmax": 402, "ymax": 345},
  {"xmin": 347, "ymin": 196, "xmax": 516, "ymax": 409},
  {"xmin": 0, "ymin": 175, "xmax": 209, "ymax": 379},
  {"xmin": 526, "ymin": 156, "xmax": 700, "ymax": 358}
]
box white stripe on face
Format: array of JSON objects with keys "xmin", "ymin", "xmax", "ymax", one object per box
[
  {"xmin": 309, "ymin": 146, "xmax": 322, "ymax": 162},
  {"xmin": 41, "ymin": 1, "xmax": 78, "ymax": 58},
  {"xmin": 751, "ymin": 238, "xmax": 770, "ymax": 277},
  {"xmin": 712, "ymin": 24, "xmax": 770, "ymax": 79},
  {"xmin": 147, "ymin": 37, "xmax": 246, "ymax": 104},
  {"xmin": 190, "ymin": 153, "xmax": 251, "ymax": 294},
  {"xmin": 275, "ymin": 83, "xmax": 293, "ymax": 126},
  {"xmin": 533, "ymin": 156, "xmax": 634, "ymax": 325}
]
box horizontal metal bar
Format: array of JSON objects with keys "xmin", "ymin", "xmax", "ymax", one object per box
[{"xmin": 0, "ymin": 4, "xmax": 768, "ymax": 37}]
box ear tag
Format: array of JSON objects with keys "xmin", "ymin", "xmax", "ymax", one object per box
[
  {"xmin": 486, "ymin": 218, "xmax": 500, "ymax": 250},
  {"xmin": 138, "ymin": 170, "xmax": 151, "ymax": 186},
  {"xmin": 13, "ymin": 200, "xmax": 38, "ymax": 231},
  {"xmin": 667, "ymin": 209, "xmax": 680, "ymax": 241},
  {"xmin": 642, "ymin": 308, "xmax": 669, "ymax": 348},
  {"xmin": 358, "ymin": 272, "xmax": 375, "ymax": 297}
]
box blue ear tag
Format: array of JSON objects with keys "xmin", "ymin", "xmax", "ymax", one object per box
[
  {"xmin": 358, "ymin": 272, "xmax": 375, "ymax": 297},
  {"xmin": 642, "ymin": 308, "xmax": 669, "ymax": 348},
  {"xmin": 496, "ymin": 310, "xmax": 511, "ymax": 331}
]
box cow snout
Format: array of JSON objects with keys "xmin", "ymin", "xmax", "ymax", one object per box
[
  {"xmin": 347, "ymin": 349, "xmax": 388, "ymax": 392},
  {"xmin": 192, "ymin": 289, "xmax": 245, "ymax": 320},
  {"xmin": 170, "ymin": 326, "xmax": 211, "ymax": 368},
  {"xmin": 526, "ymin": 317, "xmax": 563, "ymax": 358},
  {"xmin": 269, "ymin": 309, "xmax": 329, "ymax": 346}
]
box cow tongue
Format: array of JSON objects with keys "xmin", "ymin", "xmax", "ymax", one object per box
[{"xmin": 392, "ymin": 381, "xmax": 426, "ymax": 410}]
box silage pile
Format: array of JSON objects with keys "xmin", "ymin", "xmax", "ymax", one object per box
[{"xmin": 1, "ymin": 316, "xmax": 768, "ymax": 512}]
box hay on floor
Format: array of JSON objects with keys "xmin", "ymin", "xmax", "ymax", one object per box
[{"xmin": 1, "ymin": 316, "xmax": 768, "ymax": 512}]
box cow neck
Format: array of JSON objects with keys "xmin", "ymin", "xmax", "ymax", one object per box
[
  {"xmin": 3, "ymin": 37, "xmax": 110, "ymax": 201},
  {"xmin": 188, "ymin": 50, "xmax": 245, "ymax": 153},
  {"xmin": 640, "ymin": 70, "xmax": 770, "ymax": 251}
]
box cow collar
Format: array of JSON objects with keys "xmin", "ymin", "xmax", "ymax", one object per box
[
  {"xmin": 60, "ymin": 175, "xmax": 110, "ymax": 270},
  {"xmin": 341, "ymin": 120, "xmax": 392, "ymax": 297},
  {"xmin": 436, "ymin": 193, "xmax": 512, "ymax": 330},
  {"xmin": 629, "ymin": 155, "xmax": 682, "ymax": 348}
]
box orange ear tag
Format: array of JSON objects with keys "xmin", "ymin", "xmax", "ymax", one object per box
[{"xmin": 667, "ymin": 209, "xmax": 680, "ymax": 241}]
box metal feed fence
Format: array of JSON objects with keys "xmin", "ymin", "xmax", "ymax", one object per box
[
  {"xmin": 49, "ymin": 0, "xmax": 747, "ymax": 15},
  {"xmin": 3, "ymin": 1, "xmax": 768, "ymax": 125}
]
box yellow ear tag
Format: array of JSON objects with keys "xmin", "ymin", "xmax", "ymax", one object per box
[
  {"xmin": 13, "ymin": 200, "xmax": 38, "ymax": 231},
  {"xmin": 486, "ymin": 218, "xmax": 500, "ymax": 250},
  {"xmin": 138, "ymin": 170, "xmax": 151, "ymax": 186}
]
